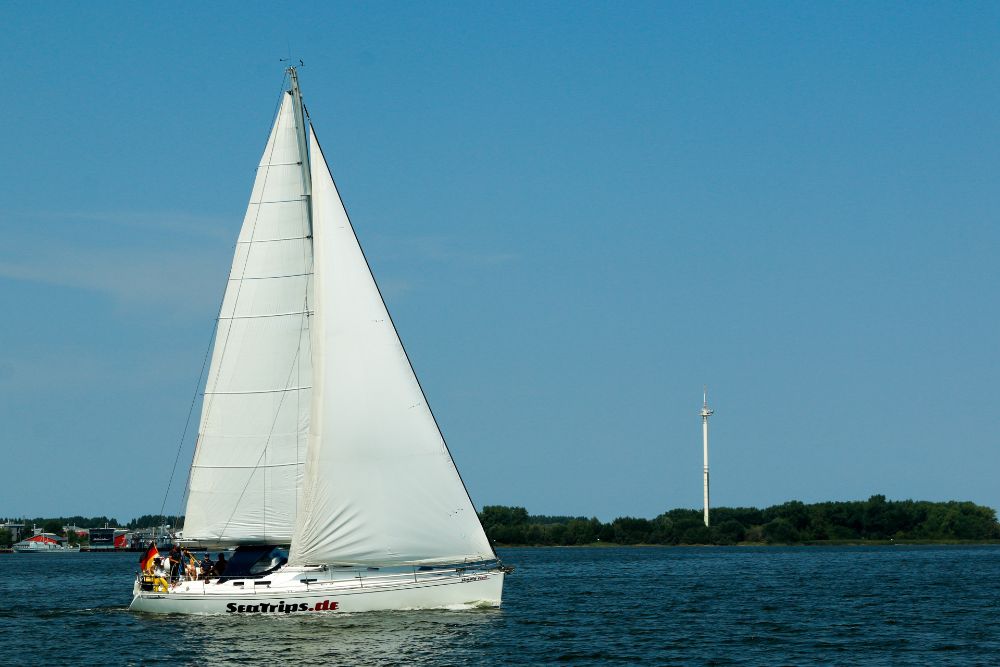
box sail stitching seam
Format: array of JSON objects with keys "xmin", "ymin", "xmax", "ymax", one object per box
[
  {"xmin": 204, "ymin": 386, "xmax": 311, "ymax": 395},
  {"xmin": 235, "ymin": 236, "xmax": 310, "ymax": 244},
  {"xmin": 192, "ymin": 462, "xmax": 300, "ymax": 469},
  {"xmin": 218, "ymin": 310, "xmax": 313, "ymax": 320},
  {"xmin": 229, "ymin": 272, "xmax": 313, "ymax": 281}
]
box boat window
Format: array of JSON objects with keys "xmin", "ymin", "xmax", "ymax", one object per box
[
  {"xmin": 218, "ymin": 546, "xmax": 289, "ymax": 580},
  {"xmin": 250, "ymin": 547, "xmax": 288, "ymax": 574}
]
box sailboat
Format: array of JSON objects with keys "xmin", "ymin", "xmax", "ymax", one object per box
[{"xmin": 129, "ymin": 68, "xmax": 506, "ymax": 614}]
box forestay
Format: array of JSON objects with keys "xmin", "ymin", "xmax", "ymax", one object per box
[
  {"xmin": 288, "ymin": 129, "xmax": 494, "ymax": 566},
  {"xmin": 183, "ymin": 93, "xmax": 313, "ymax": 545}
]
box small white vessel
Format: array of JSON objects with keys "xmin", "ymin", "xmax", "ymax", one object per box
[
  {"xmin": 13, "ymin": 533, "xmax": 81, "ymax": 553},
  {"xmin": 130, "ymin": 68, "xmax": 505, "ymax": 615}
]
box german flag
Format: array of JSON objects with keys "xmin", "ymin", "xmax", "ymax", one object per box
[{"xmin": 140, "ymin": 542, "xmax": 159, "ymax": 572}]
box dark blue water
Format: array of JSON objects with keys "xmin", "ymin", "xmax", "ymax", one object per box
[{"xmin": 1, "ymin": 546, "xmax": 999, "ymax": 665}]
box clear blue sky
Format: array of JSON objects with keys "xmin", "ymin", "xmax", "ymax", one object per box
[{"xmin": 1, "ymin": 2, "xmax": 998, "ymax": 522}]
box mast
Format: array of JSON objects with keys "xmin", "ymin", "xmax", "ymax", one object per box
[
  {"xmin": 287, "ymin": 66, "xmax": 312, "ymax": 214},
  {"xmin": 701, "ymin": 387, "xmax": 714, "ymax": 527}
]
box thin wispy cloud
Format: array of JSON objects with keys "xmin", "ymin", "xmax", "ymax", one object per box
[
  {"xmin": 0, "ymin": 213, "xmax": 515, "ymax": 312},
  {"xmin": 15, "ymin": 209, "xmax": 237, "ymax": 241},
  {"xmin": 0, "ymin": 209, "xmax": 232, "ymax": 314},
  {"xmin": 0, "ymin": 246, "xmax": 227, "ymax": 312}
]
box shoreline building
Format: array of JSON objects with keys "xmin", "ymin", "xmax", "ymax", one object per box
[
  {"xmin": 89, "ymin": 527, "xmax": 129, "ymax": 550},
  {"xmin": 1, "ymin": 522, "xmax": 25, "ymax": 543}
]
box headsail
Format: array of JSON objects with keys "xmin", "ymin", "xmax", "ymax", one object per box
[
  {"xmin": 289, "ymin": 128, "xmax": 495, "ymax": 566},
  {"xmin": 182, "ymin": 90, "xmax": 313, "ymax": 545}
]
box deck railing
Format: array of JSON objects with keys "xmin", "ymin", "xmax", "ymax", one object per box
[{"xmin": 139, "ymin": 561, "xmax": 499, "ymax": 596}]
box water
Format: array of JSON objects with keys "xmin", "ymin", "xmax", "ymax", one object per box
[{"xmin": 2, "ymin": 545, "xmax": 999, "ymax": 665}]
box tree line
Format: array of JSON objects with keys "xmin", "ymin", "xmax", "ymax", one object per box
[
  {"xmin": 4, "ymin": 498, "xmax": 997, "ymax": 548},
  {"xmin": 478, "ymin": 496, "xmax": 1000, "ymax": 546}
]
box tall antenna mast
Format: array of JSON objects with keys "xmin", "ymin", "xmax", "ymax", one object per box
[{"xmin": 700, "ymin": 386, "xmax": 714, "ymax": 527}]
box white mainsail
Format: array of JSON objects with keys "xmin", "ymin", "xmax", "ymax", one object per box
[
  {"xmin": 288, "ymin": 129, "xmax": 495, "ymax": 566},
  {"xmin": 183, "ymin": 92, "xmax": 313, "ymax": 544}
]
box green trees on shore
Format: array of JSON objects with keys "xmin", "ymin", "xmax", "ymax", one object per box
[
  {"xmin": 479, "ymin": 496, "xmax": 1000, "ymax": 546},
  {"xmin": 5, "ymin": 498, "xmax": 997, "ymax": 548},
  {"xmin": 127, "ymin": 514, "xmax": 181, "ymax": 530}
]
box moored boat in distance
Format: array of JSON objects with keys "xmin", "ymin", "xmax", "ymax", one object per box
[
  {"xmin": 13, "ymin": 533, "xmax": 81, "ymax": 553},
  {"xmin": 130, "ymin": 67, "xmax": 507, "ymax": 614}
]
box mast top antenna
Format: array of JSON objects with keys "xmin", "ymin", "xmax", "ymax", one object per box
[
  {"xmin": 280, "ymin": 58, "xmax": 305, "ymax": 76},
  {"xmin": 701, "ymin": 386, "xmax": 714, "ymax": 417}
]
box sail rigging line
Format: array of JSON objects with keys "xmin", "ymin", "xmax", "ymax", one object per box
[
  {"xmin": 194, "ymin": 461, "xmax": 300, "ymax": 469},
  {"xmin": 217, "ymin": 309, "xmax": 313, "ymax": 321},
  {"xmin": 215, "ymin": 308, "xmax": 309, "ymax": 544},
  {"xmin": 196, "ymin": 76, "xmax": 298, "ymax": 439},
  {"xmin": 159, "ymin": 83, "xmax": 288, "ymax": 533},
  {"xmin": 295, "ymin": 226, "xmax": 313, "ymax": 531},
  {"xmin": 308, "ymin": 123, "xmax": 499, "ymax": 562},
  {"xmin": 295, "ymin": 290, "xmax": 308, "ymax": 525},
  {"xmin": 156, "ymin": 312, "xmax": 221, "ymax": 524},
  {"xmin": 235, "ymin": 234, "xmax": 311, "ymax": 244},
  {"xmin": 199, "ymin": 165, "xmax": 280, "ymax": 412},
  {"xmin": 255, "ymin": 197, "xmax": 310, "ymax": 204},
  {"xmin": 203, "ymin": 386, "xmax": 312, "ymax": 395},
  {"xmin": 233, "ymin": 271, "xmax": 313, "ymax": 281},
  {"xmin": 179, "ymin": 72, "xmax": 307, "ymax": 539}
]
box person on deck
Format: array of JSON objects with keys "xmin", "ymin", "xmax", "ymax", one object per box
[
  {"xmin": 183, "ymin": 551, "xmax": 198, "ymax": 580},
  {"xmin": 200, "ymin": 554, "xmax": 214, "ymax": 580},
  {"xmin": 213, "ymin": 553, "xmax": 227, "ymax": 577},
  {"xmin": 167, "ymin": 545, "xmax": 182, "ymax": 582}
]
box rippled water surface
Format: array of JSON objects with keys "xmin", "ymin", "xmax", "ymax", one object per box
[{"xmin": 2, "ymin": 545, "xmax": 999, "ymax": 665}]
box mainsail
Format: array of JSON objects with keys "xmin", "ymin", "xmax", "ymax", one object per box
[
  {"xmin": 183, "ymin": 73, "xmax": 494, "ymax": 566},
  {"xmin": 183, "ymin": 91, "xmax": 313, "ymax": 544}
]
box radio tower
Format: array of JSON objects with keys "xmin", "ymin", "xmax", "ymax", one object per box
[{"xmin": 701, "ymin": 387, "xmax": 714, "ymax": 527}]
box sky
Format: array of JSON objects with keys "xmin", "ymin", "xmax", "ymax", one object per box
[{"xmin": 1, "ymin": 2, "xmax": 998, "ymax": 523}]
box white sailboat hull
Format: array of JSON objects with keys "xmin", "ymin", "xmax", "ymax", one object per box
[{"xmin": 129, "ymin": 566, "xmax": 504, "ymax": 615}]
